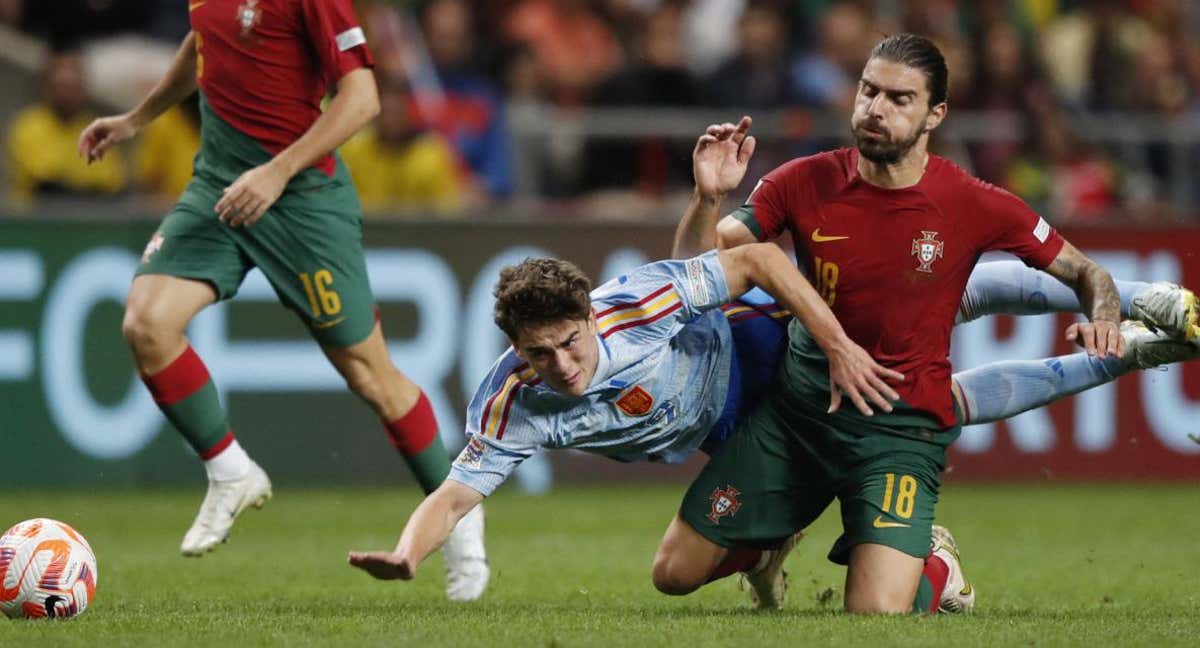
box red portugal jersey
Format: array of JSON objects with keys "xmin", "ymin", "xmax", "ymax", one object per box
[
  {"xmin": 189, "ymin": 0, "xmax": 374, "ymax": 176},
  {"xmin": 733, "ymin": 148, "xmax": 1065, "ymax": 430}
]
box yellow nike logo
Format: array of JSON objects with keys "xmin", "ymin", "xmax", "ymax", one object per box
[
  {"xmin": 811, "ymin": 228, "xmax": 850, "ymax": 243},
  {"xmin": 189, "ymin": 1, "xmax": 206, "ymax": 11},
  {"xmin": 872, "ymin": 515, "xmax": 911, "ymax": 529},
  {"xmin": 959, "ymin": 582, "xmax": 973, "ymax": 596},
  {"xmin": 311, "ymin": 316, "xmax": 347, "ymax": 330}
]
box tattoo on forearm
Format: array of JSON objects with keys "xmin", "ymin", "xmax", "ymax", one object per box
[
  {"xmin": 1051, "ymin": 249, "xmax": 1119, "ymax": 322},
  {"xmin": 1049, "ymin": 255, "xmax": 1079, "ymax": 282},
  {"xmin": 1083, "ymin": 263, "xmax": 1121, "ymax": 322}
]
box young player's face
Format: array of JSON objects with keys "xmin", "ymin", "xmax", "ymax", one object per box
[
  {"xmin": 851, "ymin": 57, "xmax": 941, "ymax": 164},
  {"xmin": 512, "ymin": 317, "xmax": 600, "ymax": 396}
]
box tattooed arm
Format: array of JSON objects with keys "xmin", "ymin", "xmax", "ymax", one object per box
[{"xmin": 1042, "ymin": 240, "xmax": 1124, "ymax": 357}]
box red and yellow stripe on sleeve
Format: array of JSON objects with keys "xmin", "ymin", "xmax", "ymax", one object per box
[
  {"xmin": 596, "ymin": 284, "xmax": 682, "ymax": 339},
  {"xmin": 720, "ymin": 302, "xmax": 792, "ymax": 324},
  {"xmin": 479, "ymin": 363, "xmax": 540, "ymax": 440}
]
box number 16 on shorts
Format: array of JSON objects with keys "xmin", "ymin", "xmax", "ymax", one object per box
[{"xmin": 299, "ymin": 269, "xmax": 342, "ymax": 317}]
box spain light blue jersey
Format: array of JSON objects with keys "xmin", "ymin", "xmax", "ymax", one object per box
[{"xmin": 448, "ymin": 251, "xmax": 737, "ymax": 496}]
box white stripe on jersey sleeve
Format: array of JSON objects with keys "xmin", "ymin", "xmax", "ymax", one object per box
[{"xmin": 336, "ymin": 27, "xmax": 366, "ymax": 52}]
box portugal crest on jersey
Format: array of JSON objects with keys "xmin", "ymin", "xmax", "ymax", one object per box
[
  {"xmin": 141, "ymin": 232, "xmax": 164, "ymax": 263},
  {"xmin": 707, "ymin": 485, "xmax": 741, "ymax": 524},
  {"xmin": 911, "ymin": 230, "xmax": 944, "ymax": 273},
  {"xmin": 236, "ymin": 0, "xmax": 262, "ymax": 43}
]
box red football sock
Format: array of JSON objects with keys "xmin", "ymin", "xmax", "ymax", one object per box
[
  {"xmin": 382, "ymin": 391, "xmax": 439, "ymax": 455},
  {"xmin": 382, "ymin": 391, "xmax": 450, "ymax": 494},
  {"xmin": 142, "ymin": 344, "xmax": 230, "ymax": 456},
  {"xmin": 705, "ymin": 548, "xmax": 764, "ymax": 583},
  {"xmin": 922, "ymin": 552, "xmax": 951, "ymax": 613}
]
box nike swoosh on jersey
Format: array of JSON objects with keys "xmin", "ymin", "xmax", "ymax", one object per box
[
  {"xmin": 872, "ymin": 515, "xmax": 911, "ymax": 529},
  {"xmin": 811, "ymin": 228, "xmax": 850, "ymax": 243},
  {"xmin": 311, "ymin": 316, "xmax": 347, "ymax": 330},
  {"xmin": 189, "ymin": 1, "xmax": 206, "ymax": 11}
]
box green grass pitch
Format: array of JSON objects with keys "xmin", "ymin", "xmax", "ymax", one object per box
[{"xmin": 2, "ymin": 484, "xmax": 1198, "ymax": 646}]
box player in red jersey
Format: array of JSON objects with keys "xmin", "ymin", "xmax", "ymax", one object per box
[
  {"xmin": 655, "ymin": 34, "xmax": 1124, "ymax": 614},
  {"xmin": 76, "ymin": 0, "xmax": 487, "ymax": 600}
]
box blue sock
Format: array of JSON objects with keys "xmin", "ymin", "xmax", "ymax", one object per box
[
  {"xmin": 958, "ymin": 261, "xmax": 1145, "ymax": 324},
  {"xmin": 954, "ymin": 352, "xmax": 1129, "ymax": 425}
]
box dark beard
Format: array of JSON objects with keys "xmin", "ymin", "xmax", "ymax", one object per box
[{"xmin": 854, "ymin": 126, "xmax": 923, "ymax": 165}]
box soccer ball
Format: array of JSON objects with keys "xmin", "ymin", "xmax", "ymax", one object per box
[{"xmin": 0, "ymin": 518, "xmax": 98, "ymax": 619}]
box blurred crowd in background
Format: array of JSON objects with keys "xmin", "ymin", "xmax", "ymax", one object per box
[{"xmin": 2, "ymin": 0, "xmax": 1200, "ymax": 224}]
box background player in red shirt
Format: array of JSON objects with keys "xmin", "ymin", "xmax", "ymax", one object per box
[
  {"xmin": 656, "ymin": 34, "xmax": 1125, "ymax": 614},
  {"xmin": 76, "ymin": 0, "xmax": 487, "ymax": 600}
]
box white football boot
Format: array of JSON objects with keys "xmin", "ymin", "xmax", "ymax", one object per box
[
  {"xmin": 739, "ymin": 530, "xmax": 804, "ymax": 610},
  {"xmin": 1130, "ymin": 282, "xmax": 1200, "ymax": 345},
  {"xmin": 442, "ymin": 504, "xmax": 489, "ymax": 601},
  {"xmin": 180, "ymin": 461, "xmax": 272, "ymax": 556},
  {"xmin": 931, "ymin": 524, "xmax": 974, "ymax": 614},
  {"xmin": 1121, "ymin": 320, "xmax": 1200, "ymax": 370}
]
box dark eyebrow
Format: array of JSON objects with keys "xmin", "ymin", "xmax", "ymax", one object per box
[
  {"xmin": 524, "ymin": 331, "xmax": 580, "ymax": 355},
  {"xmin": 860, "ymin": 77, "xmax": 918, "ymax": 99}
]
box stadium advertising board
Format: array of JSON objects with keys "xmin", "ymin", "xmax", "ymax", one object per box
[{"xmin": 1, "ymin": 221, "xmax": 1197, "ymax": 486}]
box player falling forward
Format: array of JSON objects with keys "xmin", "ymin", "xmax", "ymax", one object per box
[
  {"xmin": 76, "ymin": 0, "xmax": 486, "ymax": 600},
  {"xmin": 348, "ymin": 241, "xmax": 901, "ymax": 592},
  {"xmin": 348, "ymin": 254, "xmax": 1198, "ymax": 611},
  {"xmin": 651, "ymin": 32, "xmax": 1192, "ymax": 614}
]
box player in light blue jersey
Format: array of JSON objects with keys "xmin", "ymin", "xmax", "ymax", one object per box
[
  {"xmin": 347, "ymin": 122, "xmax": 1199, "ymax": 610},
  {"xmin": 348, "ymin": 241, "xmax": 906, "ymax": 585},
  {"xmin": 347, "ymin": 249, "xmax": 1198, "ymax": 605}
]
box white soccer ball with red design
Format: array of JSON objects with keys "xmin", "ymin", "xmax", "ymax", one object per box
[{"xmin": 0, "ymin": 518, "xmax": 98, "ymax": 619}]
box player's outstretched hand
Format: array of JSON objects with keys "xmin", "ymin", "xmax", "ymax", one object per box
[
  {"xmin": 77, "ymin": 114, "xmax": 137, "ymax": 164},
  {"xmin": 347, "ymin": 551, "xmax": 417, "ymax": 581},
  {"xmin": 824, "ymin": 338, "xmax": 904, "ymax": 416},
  {"xmin": 693, "ymin": 115, "xmax": 756, "ymax": 199},
  {"xmin": 1065, "ymin": 319, "xmax": 1124, "ymax": 357},
  {"xmin": 216, "ymin": 161, "xmax": 290, "ymax": 227}
]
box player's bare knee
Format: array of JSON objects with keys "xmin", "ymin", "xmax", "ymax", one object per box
[
  {"xmin": 650, "ymin": 555, "xmax": 702, "ymax": 596},
  {"xmin": 121, "ymin": 305, "xmax": 178, "ymax": 358},
  {"xmin": 843, "ymin": 590, "xmax": 910, "ymax": 615}
]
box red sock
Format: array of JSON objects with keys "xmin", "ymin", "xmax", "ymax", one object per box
[
  {"xmin": 382, "ymin": 391, "xmax": 439, "ymax": 455},
  {"xmin": 705, "ymin": 548, "xmax": 764, "ymax": 584},
  {"xmin": 923, "ymin": 552, "xmax": 951, "ymax": 613},
  {"xmin": 141, "ymin": 345, "xmax": 231, "ymax": 456}
]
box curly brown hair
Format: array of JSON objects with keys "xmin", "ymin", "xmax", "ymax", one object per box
[{"xmin": 493, "ymin": 258, "xmax": 593, "ymax": 341}]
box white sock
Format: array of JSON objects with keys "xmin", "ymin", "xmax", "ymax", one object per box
[
  {"xmin": 954, "ymin": 352, "xmax": 1127, "ymax": 425},
  {"xmin": 958, "ymin": 261, "xmax": 1146, "ymax": 324},
  {"xmin": 204, "ymin": 439, "xmax": 252, "ymax": 481}
]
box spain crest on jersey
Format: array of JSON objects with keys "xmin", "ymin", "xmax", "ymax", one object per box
[
  {"xmin": 616, "ymin": 385, "xmax": 654, "ymax": 417},
  {"xmin": 706, "ymin": 485, "xmax": 741, "ymax": 524},
  {"xmin": 237, "ymin": 0, "xmax": 262, "ymax": 43},
  {"xmin": 911, "ymin": 230, "xmax": 944, "ymax": 273}
]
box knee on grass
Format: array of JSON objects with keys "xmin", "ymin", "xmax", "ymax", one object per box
[
  {"xmin": 650, "ymin": 555, "xmax": 706, "ymax": 596},
  {"xmin": 843, "ymin": 589, "xmax": 914, "ymax": 615}
]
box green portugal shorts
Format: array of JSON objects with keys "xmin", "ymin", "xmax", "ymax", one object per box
[
  {"xmin": 679, "ymin": 386, "xmax": 953, "ymax": 565},
  {"xmin": 136, "ymin": 95, "xmax": 376, "ymax": 348}
]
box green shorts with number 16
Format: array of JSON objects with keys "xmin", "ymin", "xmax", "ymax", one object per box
[{"xmin": 136, "ymin": 94, "xmax": 376, "ymax": 348}]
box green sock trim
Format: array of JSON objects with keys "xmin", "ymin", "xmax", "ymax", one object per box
[
  {"xmin": 160, "ymin": 380, "xmax": 230, "ymax": 455},
  {"xmin": 911, "ymin": 574, "xmax": 934, "ymax": 614},
  {"xmin": 403, "ymin": 437, "xmax": 451, "ymax": 494}
]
